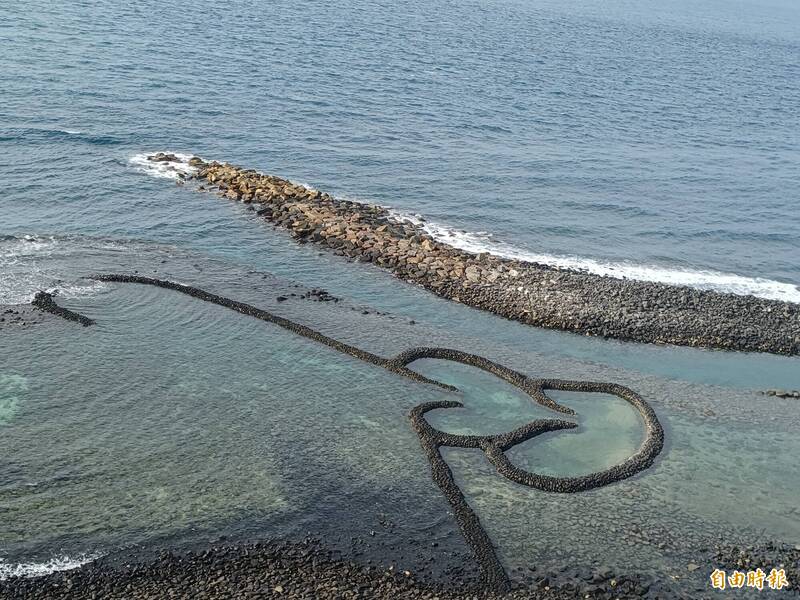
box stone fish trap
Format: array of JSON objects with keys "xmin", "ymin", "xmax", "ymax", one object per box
[{"xmin": 32, "ymin": 275, "xmax": 665, "ymax": 594}]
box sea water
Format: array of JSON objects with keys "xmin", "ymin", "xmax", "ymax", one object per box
[
  {"xmin": 1, "ymin": 0, "xmax": 799, "ymax": 589},
  {"xmin": 1, "ymin": 247, "xmax": 798, "ymax": 593}
]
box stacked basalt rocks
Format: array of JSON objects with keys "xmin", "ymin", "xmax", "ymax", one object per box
[
  {"xmin": 186, "ymin": 156, "xmax": 513, "ymax": 291},
  {"xmin": 151, "ymin": 154, "xmax": 800, "ymax": 357}
]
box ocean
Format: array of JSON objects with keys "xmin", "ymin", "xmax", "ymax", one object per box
[
  {"xmin": 1, "ymin": 0, "xmax": 799, "ymax": 592},
  {"xmin": 3, "ymin": 0, "xmax": 799, "ymax": 302}
]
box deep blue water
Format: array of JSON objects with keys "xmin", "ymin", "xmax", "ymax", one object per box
[
  {"xmin": 2, "ymin": 0, "xmax": 799, "ymax": 299},
  {"xmin": 2, "ymin": 0, "xmax": 800, "ymax": 586}
]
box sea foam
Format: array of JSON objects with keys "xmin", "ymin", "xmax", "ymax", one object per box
[
  {"xmin": 129, "ymin": 152, "xmax": 197, "ymax": 180},
  {"xmin": 390, "ymin": 211, "xmax": 800, "ymax": 303},
  {"xmin": 0, "ymin": 235, "xmax": 109, "ymax": 304},
  {"xmin": 0, "ymin": 553, "xmax": 101, "ymax": 581}
]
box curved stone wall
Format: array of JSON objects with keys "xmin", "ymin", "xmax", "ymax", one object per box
[{"xmin": 32, "ymin": 275, "xmax": 664, "ymax": 593}]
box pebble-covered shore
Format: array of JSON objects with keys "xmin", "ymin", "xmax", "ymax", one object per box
[
  {"xmin": 0, "ymin": 540, "xmax": 696, "ymax": 600},
  {"xmin": 151, "ymin": 154, "xmax": 800, "ymax": 357}
]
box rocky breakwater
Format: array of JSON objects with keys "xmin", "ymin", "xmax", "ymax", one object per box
[{"xmin": 153, "ymin": 153, "xmax": 800, "ymax": 356}]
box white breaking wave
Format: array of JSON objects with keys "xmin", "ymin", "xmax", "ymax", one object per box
[
  {"xmin": 0, "ymin": 271, "xmax": 107, "ymax": 305},
  {"xmin": 0, "ymin": 235, "xmax": 109, "ymax": 304},
  {"xmin": 129, "ymin": 152, "xmax": 197, "ymax": 180},
  {"xmin": 0, "ymin": 553, "xmax": 101, "ymax": 581},
  {"xmin": 390, "ymin": 210, "xmax": 800, "ymax": 303},
  {"xmin": 0, "ymin": 234, "xmax": 59, "ymax": 260},
  {"xmin": 289, "ymin": 179, "xmax": 317, "ymax": 192}
]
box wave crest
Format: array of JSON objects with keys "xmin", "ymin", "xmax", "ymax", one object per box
[
  {"xmin": 129, "ymin": 152, "xmax": 197, "ymax": 180},
  {"xmin": 390, "ymin": 211, "xmax": 800, "ymax": 303},
  {"xmin": 0, "ymin": 553, "xmax": 101, "ymax": 581}
]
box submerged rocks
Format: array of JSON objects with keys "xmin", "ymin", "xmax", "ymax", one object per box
[
  {"xmin": 0, "ymin": 539, "xmax": 681, "ymax": 600},
  {"xmin": 168, "ymin": 155, "xmax": 800, "ymax": 356},
  {"xmin": 147, "ymin": 152, "xmax": 180, "ymax": 162},
  {"xmin": 0, "ymin": 305, "xmax": 46, "ymax": 329},
  {"xmin": 762, "ymin": 389, "xmax": 800, "ymax": 399}
]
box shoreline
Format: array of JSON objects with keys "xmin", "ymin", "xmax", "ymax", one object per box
[
  {"xmin": 0, "ymin": 539, "xmax": 677, "ymax": 599},
  {"xmin": 3, "ymin": 537, "xmax": 797, "ymax": 599},
  {"xmin": 155, "ymin": 154, "xmax": 800, "ymax": 357}
]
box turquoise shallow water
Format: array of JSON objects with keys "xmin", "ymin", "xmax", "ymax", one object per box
[
  {"xmin": 0, "ymin": 246, "xmax": 799, "ymax": 592},
  {"xmin": 1, "ymin": 0, "xmax": 799, "ymax": 590}
]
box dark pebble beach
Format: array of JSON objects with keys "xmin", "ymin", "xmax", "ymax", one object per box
[{"xmin": 0, "ymin": 539, "xmax": 706, "ymax": 600}]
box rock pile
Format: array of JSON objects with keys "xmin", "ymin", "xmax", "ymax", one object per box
[
  {"xmin": 0, "ymin": 306, "xmax": 43, "ymax": 329},
  {"xmin": 31, "ymin": 291, "xmax": 94, "ymax": 326},
  {"xmin": 153, "ymin": 154, "xmax": 800, "ymax": 356}
]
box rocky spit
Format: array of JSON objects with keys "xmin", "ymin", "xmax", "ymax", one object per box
[{"xmin": 150, "ymin": 153, "xmax": 800, "ymax": 356}]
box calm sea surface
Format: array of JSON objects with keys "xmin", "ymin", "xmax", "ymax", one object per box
[
  {"xmin": 1, "ymin": 0, "xmax": 799, "ymax": 590},
  {"xmin": 2, "ymin": 0, "xmax": 799, "ymax": 299}
]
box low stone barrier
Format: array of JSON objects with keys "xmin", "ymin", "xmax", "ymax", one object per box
[
  {"xmin": 33, "ymin": 275, "xmax": 664, "ymax": 593},
  {"xmin": 31, "ymin": 291, "xmax": 94, "ymax": 326}
]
